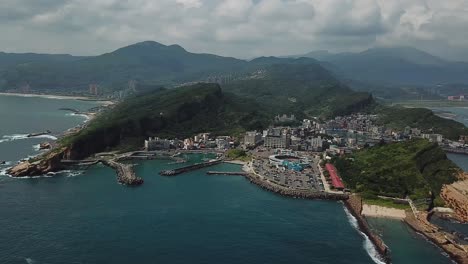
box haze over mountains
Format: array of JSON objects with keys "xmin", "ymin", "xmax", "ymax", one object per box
[
  {"xmin": 0, "ymin": 41, "xmax": 467, "ymax": 94},
  {"xmin": 290, "ymin": 46, "xmax": 468, "ymax": 86}
]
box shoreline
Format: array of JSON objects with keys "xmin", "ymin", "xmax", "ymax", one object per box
[
  {"xmin": 362, "ymin": 204, "xmax": 406, "ymax": 219},
  {"xmin": 0, "ymin": 92, "xmax": 114, "ymax": 105}
]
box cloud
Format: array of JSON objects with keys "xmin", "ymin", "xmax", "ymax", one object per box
[{"xmin": 0, "ymin": 0, "xmax": 467, "ymax": 60}]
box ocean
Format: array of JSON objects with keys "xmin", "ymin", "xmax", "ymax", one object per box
[{"xmin": 0, "ymin": 95, "xmax": 458, "ymax": 264}]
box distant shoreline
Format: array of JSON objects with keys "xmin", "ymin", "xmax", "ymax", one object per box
[{"xmin": 0, "ymin": 92, "xmax": 114, "ymax": 105}]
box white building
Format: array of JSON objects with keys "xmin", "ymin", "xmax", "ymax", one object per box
[
  {"xmin": 264, "ymin": 135, "xmax": 290, "ymax": 149},
  {"xmin": 422, "ymin": 133, "xmax": 443, "ymax": 143},
  {"xmin": 244, "ymin": 131, "xmax": 262, "ymax": 146},
  {"xmin": 145, "ymin": 137, "xmax": 171, "ymax": 151}
]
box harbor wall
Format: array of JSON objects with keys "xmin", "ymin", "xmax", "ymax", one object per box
[{"xmin": 344, "ymin": 195, "xmax": 391, "ymax": 264}]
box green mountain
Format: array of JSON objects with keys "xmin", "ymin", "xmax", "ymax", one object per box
[
  {"xmin": 0, "ymin": 41, "xmax": 247, "ymax": 91},
  {"xmin": 0, "ymin": 52, "xmax": 83, "ymax": 70},
  {"xmin": 224, "ymin": 63, "xmax": 374, "ymax": 118},
  {"xmin": 61, "ymin": 83, "xmax": 270, "ymax": 159},
  {"xmin": 333, "ymin": 139, "xmax": 459, "ymax": 202},
  {"xmin": 295, "ymin": 47, "xmax": 468, "ymax": 85}
]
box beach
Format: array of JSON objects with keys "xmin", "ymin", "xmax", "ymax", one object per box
[
  {"xmin": 0, "ymin": 92, "xmax": 114, "ymax": 105},
  {"xmin": 362, "ymin": 204, "xmax": 406, "ymax": 219}
]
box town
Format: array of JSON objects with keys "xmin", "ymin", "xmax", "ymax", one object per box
[{"xmin": 141, "ymin": 112, "xmax": 467, "ymax": 195}]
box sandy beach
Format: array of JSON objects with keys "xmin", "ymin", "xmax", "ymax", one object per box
[{"xmin": 362, "ymin": 204, "xmax": 406, "ymax": 219}]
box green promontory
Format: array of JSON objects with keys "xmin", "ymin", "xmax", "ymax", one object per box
[
  {"xmin": 334, "ymin": 139, "xmax": 459, "ymax": 200},
  {"xmin": 61, "ymin": 83, "xmax": 270, "ymax": 159},
  {"xmin": 376, "ymin": 106, "xmax": 468, "ymax": 140}
]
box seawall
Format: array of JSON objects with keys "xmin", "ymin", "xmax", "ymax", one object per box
[
  {"xmin": 344, "ymin": 195, "xmax": 392, "ymax": 264},
  {"xmin": 243, "ymin": 172, "xmax": 348, "ymax": 200}
]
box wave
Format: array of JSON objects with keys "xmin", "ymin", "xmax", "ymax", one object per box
[
  {"xmin": 0, "ymin": 134, "xmax": 57, "ymax": 144},
  {"xmin": 66, "ymin": 112, "xmax": 90, "ymax": 121},
  {"xmin": 343, "ymin": 205, "xmax": 386, "ymax": 264}
]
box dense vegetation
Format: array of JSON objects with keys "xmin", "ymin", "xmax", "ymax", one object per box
[
  {"xmin": 225, "ymin": 149, "xmax": 251, "ymax": 162},
  {"xmin": 224, "ymin": 63, "xmax": 374, "ymax": 118},
  {"xmin": 61, "ymin": 83, "xmax": 271, "ymax": 159},
  {"xmin": 376, "ymin": 106, "xmax": 468, "ymax": 140},
  {"xmin": 333, "ymin": 139, "xmax": 459, "ymax": 201}
]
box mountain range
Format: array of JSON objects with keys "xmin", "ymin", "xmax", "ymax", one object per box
[
  {"xmin": 1, "ymin": 42, "xmax": 467, "ymax": 93},
  {"xmin": 290, "ymin": 46, "xmax": 468, "ymax": 86}
]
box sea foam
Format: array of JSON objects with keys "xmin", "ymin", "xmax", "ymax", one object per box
[
  {"xmin": 343, "ymin": 205, "xmax": 386, "ymax": 264},
  {"xmin": 0, "ymin": 134, "xmax": 58, "ymax": 144}
]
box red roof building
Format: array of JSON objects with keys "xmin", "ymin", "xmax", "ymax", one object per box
[{"xmin": 325, "ymin": 164, "xmax": 345, "ymax": 190}]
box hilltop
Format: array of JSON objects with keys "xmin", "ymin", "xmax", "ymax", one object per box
[{"xmin": 224, "ymin": 63, "xmax": 374, "ymax": 118}]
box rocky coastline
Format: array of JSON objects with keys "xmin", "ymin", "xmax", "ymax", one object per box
[
  {"xmin": 405, "ymin": 211, "xmax": 468, "ymax": 264},
  {"xmin": 7, "ymin": 148, "xmax": 67, "ymax": 177}
]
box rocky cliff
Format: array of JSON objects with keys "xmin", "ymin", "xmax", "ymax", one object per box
[
  {"xmin": 441, "ymin": 173, "xmax": 468, "ymax": 222},
  {"xmin": 7, "ymin": 148, "xmax": 67, "ymax": 177}
]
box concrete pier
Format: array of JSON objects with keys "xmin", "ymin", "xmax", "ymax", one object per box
[{"xmin": 160, "ymin": 160, "xmax": 222, "ymax": 176}]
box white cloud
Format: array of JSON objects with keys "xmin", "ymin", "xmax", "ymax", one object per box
[{"xmin": 0, "ymin": 0, "xmax": 467, "ymax": 60}]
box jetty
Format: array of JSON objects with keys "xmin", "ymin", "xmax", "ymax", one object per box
[
  {"xmin": 344, "ymin": 195, "xmax": 391, "ymax": 263},
  {"xmin": 160, "ymin": 160, "xmax": 222, "ymax": 176},
  {"xmin": 207, "ymin": 171, "xmax": 248, "ymax": 176},
  {"xmin": 102, "ymin": 160, "xmax": 143, "ymax": 186}
]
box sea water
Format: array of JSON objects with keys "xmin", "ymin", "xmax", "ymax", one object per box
[{"xmin": 0, "ymin": 95, "xmax": 456, "ymax": 264}]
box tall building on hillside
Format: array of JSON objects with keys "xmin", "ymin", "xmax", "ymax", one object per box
[{"xmin": 89, "ymin": 84, "xmax": 100, "ymax": 96}]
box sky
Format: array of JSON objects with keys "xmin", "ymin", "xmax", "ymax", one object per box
[{"xmin": 1, "ymin": 0, "xmax": 468, "ymax": 60}]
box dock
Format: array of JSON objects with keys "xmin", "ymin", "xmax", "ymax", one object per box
[
  {"xmin": 160, "ymin": 160, "xmax": 222, "ymax": 176},
  {"xmin": 206, "ymin": 171, "xmax": 248, "ymax": 176}
]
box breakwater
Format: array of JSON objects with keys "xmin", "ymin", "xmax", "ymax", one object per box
[
  {"xmin": 102, "ymin": 160, "xmax": 143, "ymax": 186},
  {"xmin": 243, "ymin": 172, "xmax": 348, "ymax": 200},
  {"xmin": 160, "ymin": 160, "xmax": 222, "ymax": 176},
  {"xmin": 344, "ymin": 195, "xmax": 391, "ymax": 264}
]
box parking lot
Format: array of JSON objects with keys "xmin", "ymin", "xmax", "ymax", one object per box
[{"xmin": 252, "ymin": 158, "xmax": 325, "ymax": 192}]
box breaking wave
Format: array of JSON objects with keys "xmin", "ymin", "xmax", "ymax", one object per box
[
  {"xmin": 66, "ymin": 112, "xmax": 90, "ymax": 121},
  {"xmin": 343, "ymin": 206, "xmax": 386, "ymax": 264},
  {"xmin": 0, "ymin": 134, "xmax": 57, "ymax": 144}
]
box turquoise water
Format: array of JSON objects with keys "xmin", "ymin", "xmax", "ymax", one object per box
[
  {"xmin": 0, "ymin": 95, "xmax": 459, "ymax": 264},
  {"xmin": 367, "ymin": 218, "xmax": 451, "ymax": 264}
]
